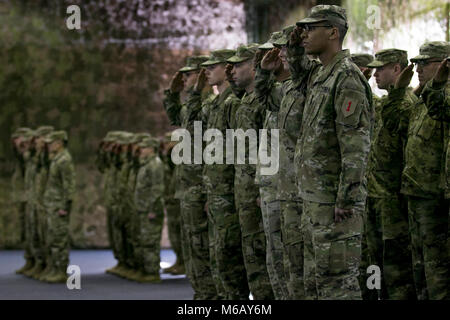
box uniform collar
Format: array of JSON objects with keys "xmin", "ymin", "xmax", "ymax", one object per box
[{"xmin": 314, "ymin": 49, "xmax": 350, "ymax": 84}]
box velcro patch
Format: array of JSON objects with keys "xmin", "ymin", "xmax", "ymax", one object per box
[{"xmin": 341, "ymin": 97, "xmax": 359, "ymax": 117}]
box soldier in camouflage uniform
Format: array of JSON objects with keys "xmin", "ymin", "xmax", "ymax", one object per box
[
  {"xmin": 401, "ymin": 41, "xmax": 450, "ymax": 300},
  {"xmin": 164, "ymin": 56, "xmax": 218, "ymax": 299},
  {"xmin": 227, "ymin": 44, "xmax": 274, "ymax": 300},
  {"xmin": 13, "ymin": 128, "xmax": 34, "ymax": 275},
  {"xmin": 103, "ymin": 131, "xmax": 123, "ymax": 275},
  {"xmin": 111, "ymin": 132, "xmax": 135, "ymax": 279},
  {"xmin": 134, "ymin": 137, "xmax": 165, "ymax": 283},
  {"xmin": 420, "ymin": 57, "xmax": 450, "ymax": 257},
  {"xmin": 294, "ymin": 5, "xmax": 374, "ymax": 299},
  {"xmin": 161, "ymin": 131, "xmax": 185, "ymax": 275},
  {"xmin": 253, "ymin": 29, "xmax": 292, "ymax": 300},
  {"xmin": 21, "ymin": 129, "xmax": 38, "ymax": 278},
  {"xmin": 364, "ymin": 49, "xmax": 417, "ymax": 300},
  {"xmin": 126, "ymin": 133, "xmax": 151, "ymax": 281},
  {"xmin": 41, "ymin": 131, "xmax": 76, "ymax": 283},
  {"xmin": 30, "ymin": 126, "xmax": 54, "ymax": 280},
  {"xmin": 191, "ymin": 49, "xmax": 250, "ymax": 299}
]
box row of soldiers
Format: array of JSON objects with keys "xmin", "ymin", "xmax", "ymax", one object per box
[
  {"xmin": 12, "ymin": 127, "xmax": 76, "ymax": 283},
  {"xmin": 162, "ymin": 4, "xmax": 449, "ymax": 300},
  {"xmin": 96, "ymin": 131, "xmax": 185, "ymax": 282}
]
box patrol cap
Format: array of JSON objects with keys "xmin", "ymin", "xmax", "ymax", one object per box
[
  {"xmin": 273, "ymin": 25, "xmax": 295, "ymax": 47},
  {"xmin": 11, "ymin": 127, "xmax": 32, "ymax": 139},
  {"xmin": 117, "ymin": 132, "xmax": 134, "ymax": 145},
  {"xmin": 131, "ymin": 132, "xmax": 151, "ymax": 144},
  {"xmin": 21, "ymin": 129, "xmax": 36, "ymax": 142},
  {"xmin": 35, "ymin": 126, "xmax": 54, "ymax": 137},
  {"xmin": 103, "ymin": 131, "xmax": 123, "ymax": 143},
  {"xmin": 296, "ymin": 5, "xmax": 348, "ymax": 29},
  {"xmin": 259, "ymin": 31, "xmax": 283, "ymax": 50},
  {"xmin": 227, "ymin": 43, "xmax": 260, "ymax": 64},
  {"xmin": 350, "ymin": 53, "xmax": 374, "ymax": 68},
  {"xmin": 410, "ymin": 41, "xmax": 450, "ymax": 62},
  {"xmin": 201, "ymin": 49, "xmax": 236, "ymax": 66},
  {"xmin": 138, "ymin": 137, "xmax": 160, "ymax": 149},
  {"xmin": 367, "ymin": 49, "xmax": 408, "ymax": 68},
  {"xmin": 179, "ymin": 55, "xmax": 209, "ymax": 72},
  {"xmin": 44, "ymin": 130, "xmax": 68, "ymax": 143}
]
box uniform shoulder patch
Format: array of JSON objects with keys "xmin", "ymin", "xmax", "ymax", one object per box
[{"xmin": 340, "ymin": 91, "xmax": 363, "ymax": 118}]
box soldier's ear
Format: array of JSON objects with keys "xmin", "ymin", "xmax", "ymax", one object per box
[{"xmin": 328, "ymin": 27, "xmax": 339, "ymax": 41}]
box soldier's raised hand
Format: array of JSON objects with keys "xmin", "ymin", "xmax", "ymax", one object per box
[
  {"xmin": 170, "ymin": 71, "xmax": 184, "ymax": 93},
  {"xmin": 261, "ymin": 48, "xmax": 281, "ymax": 71},
  {"xmin": 394, "ymin": 64, "xmax": 414, "ymax": 89},
  {"xmin": 334, "ymin": 207, "xmax": 353, "ymax": 223},
  {"xmin": 194, "ymin": 68, "xmax": 207, "ymax": 93},
  {"xmin": 225, "ymin": 64, "xmax": 234, "ymax": 83},
  {"xmin": 289, "ymin": 26, "xmax": 304, "ymax": 48},
  {"xmin": 254, "ymin": 49, "xmax": 266, "ymax": 69},
  {"xmin": 432, "ymin": 59, "xmax": 449, "ymax": 86}
]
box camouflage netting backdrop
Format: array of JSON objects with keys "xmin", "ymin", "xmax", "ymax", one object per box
[{"xmin": 0, "ymin": 0, "xmax": 316, "ymax": 248}]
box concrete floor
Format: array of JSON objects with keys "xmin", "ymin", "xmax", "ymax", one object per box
[{"xmin": 0, "ymin": 250, "xmax": 194, "ymax": 300}]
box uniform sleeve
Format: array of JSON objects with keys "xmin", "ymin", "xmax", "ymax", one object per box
[
  {"xmin": 334, "ymin": 73, "xmax": 373, "ymax": 209},
  {"xmin": 254, "ymin": 67, "xmax": 284, "ymax": 112},
  {"xmin": 163, "ymin": 89, "xmax": 183, "ymax": 126},
  {"xmin": 225, "ymin": 94, "xmax": 242, "ymax": 130},
  {"xmin": 421, "ymin": 81, "xmax": 450, "ymax": 122},
  {"xmin": 287, "ymin": 44, "xmax": 319, "ymax": 84},
  {"xmin": 59, "ymin": 158, "xmax": 76, "ymax": 212}
]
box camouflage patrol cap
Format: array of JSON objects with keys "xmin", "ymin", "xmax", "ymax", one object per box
[
  {"xmin": 367, "ymin": 49, "xmax": 408, "ymax": 68},
  {"xmin": 259, "ymin": 31, "xmax": 283, "ymax": 50},
  {"xmin": 11, "ymin": 127, "xmax": 32, "ymax": 139},
  {"xmin": 131, "ymin": 132, "xmax": 151, "ymax": 144},
  {"xmin": 21, "ymin": 129, "xmax": 36, "ymax": 142},
  {"xmin": 117, "ymin": 132, "xmax": 134, "ymax": 145},
  {"xmin": 351, "ymin": 53, "xmax": 374, "ymax": 68},
  {"xmin": 410, "ymin": 41, "xmax": 450, "ymax": 62},
  {"xmin": 297, "ymin": 5, "xmax": 348, "ymax": 28},
  {"xmin": 227, "ymin": 43, "xmax": 260, "ymax": 64},
  {"xmin": 44, "ymin": 130, "xmax": 68, "ymax": 143},
  {"xmin": 273, "ymin": 25, "xmax": 295, "ymax": 47},
  {"xmin": 138, "ymin": 137, "xmax": 160, "ymax": 149},
  {"xmin": 103, "ymin": 131, "xmax": 123, "ymax": 142},
  {"xmin": 202, "ymin": 49, "xmax": 236, "ymax": 66},
  {"xmin": 179, "ymin": 55, "xmax": 210, "ymax": 72},
  {"xmin": 35, "ymin": 126, "xmax": 54, "ymax": 137}
]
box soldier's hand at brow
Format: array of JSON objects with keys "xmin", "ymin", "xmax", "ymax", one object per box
[
  {"xmin": 334, "ymin": 207, "xmax": 353, "ymax": 223},
  {"xmin": 254, "ymin": 49, "xmax": 266, "ymax": 69},
  {"xmin": 256, "ymin": 197, "xmax": 261, "ymax": 208},
  {"xmin": 204, "ymin": 202, "xmax": 209, "ymax": 213},
  {"xmin": 289, "ymin": 27, "xmax": 304, "ymax": 48},
  {"xmin": 194, "ymin": 68, "xmax": 207, "ymax": 93},
  {"xmin": 170, "ymin": 71, "xmax": 184, "ymax": 93},
  {"xmin": 394, "ymin": 64, "xmax": 414, "ymax": 89},
  {"xmin": 261, "ymin": 48, "xmax": 281, "ymax": 71},
  {"xmin": 432, "ymin": 59, "xmax": 449, "ymax": 86},
  {"xmin": 58, "ymin": 209, "xmax": 68, "ymax": 216},
  {"xmin": 362, "ymin": 68, "xmax": 372, "ymax": 81},
  {"xmin": 148, "ymin": 212, "xmax": 156, "ymax": 220}
]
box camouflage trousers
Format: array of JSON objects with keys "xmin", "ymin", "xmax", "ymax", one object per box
[
  {"xmin": 302, "ymin": 200, "xmax": 363, "ymax": 300},
  {"xmin": 166, "ymin": 199, "xmax": 184, "ymax": 266},
  {"xmin": 24, "ymin": 202, "xmax": 35, "ymax": 262},
  {"xmin": 135, "ymin": 212, "xmax": 163, "ymax": 275},
  {"xmin": 180, "ymin": 199, "xmax": 217, "ymax": 300},
  {"xmin": 236, "ymin": 197, "xmax": 274, "ymax": 300},
  {"xmin": 32, "ymin": 204, "xmax": 48, "ymax": 266},
  {"xmin": 363, "ymin": 196, "xmax": 415, "ymax": 300},
  {"xmin": 105, "ymin": 205, "xmax": 118, "ymax": 261},
  {"xmin": 260, "ymin": 188, "xmax": 289, "ymax": 300},
  {"xmin": 46, "ymin": 207, "xmax": 70, "ymax": 273},
  {"xmin": 407, "ymin": 196, "xmax": 449, "ymax": 300},
  {"xmin": 208, "ymin": 193, "xmax": 249, "ymax": 300},
  {"xmin": 16, "ymin": 201, "xmax": 26, "ymax": 245},
  {"xmin": 280, "ymin": 199, "xmax": 305, "ymax": 300},
  {"xmin": 111, "ymin": 207, "xmax": 133, "ymax": 268}
]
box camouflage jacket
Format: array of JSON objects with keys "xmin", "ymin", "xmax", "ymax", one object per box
[
  {"xmin": 401, "ymin": 83, "xmax": 449, "ymax": 199},
  {"xmin": 421, "ymin": 80, "xmax": 449, "ymax": 198},
  {"xmin": 134, "ymin": 155, "xmax": 164, "ymax": 215},
  {"xmin": 126, "ymin": 159, "xmax": 140, "ymax": 212},
  {"xmin": 253, "ymin": 68, "xmax": 286, "ymax": 195},
  {"xmin": 367, "ymin": 87, "xmax": 417, "ymax": 198},
  {"xmin": 24, "ymin": 154, "xmax": 38, "ymax": 205},
  {"xmin": 34, "ymin": 152, "xmax": 51, "ymax": 209},
  {"xmin": 11, "ymin": 155, "xmax": 26, "ymax": 203},
  {"xmin": 116, "ymin": 156, "xmax": 132, "ymax": 220},
  {"xmin": 162, "ymin": 153, "xmax": 178, "ymax": 203},
  {"xmin": 43, "ymin": 149, "xmax": 76, "ymax": 212},
  {"xmin": 233, "ymin": 91, "xmax": 265, "ymax": 205},
  {"xmin": 294, "ymin": 50, "xmax": 374, "ymax": 208},
  {"xmin": 198, "ymin": 85, "xmax": 237, "ymax": 195},
  {"xmin": 104, "ymin": 156, "xmax": 118, "ymax": 210},
  {"xmin": 163, "ymin": 89, "xmax": 212, "ymax": 201}
]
